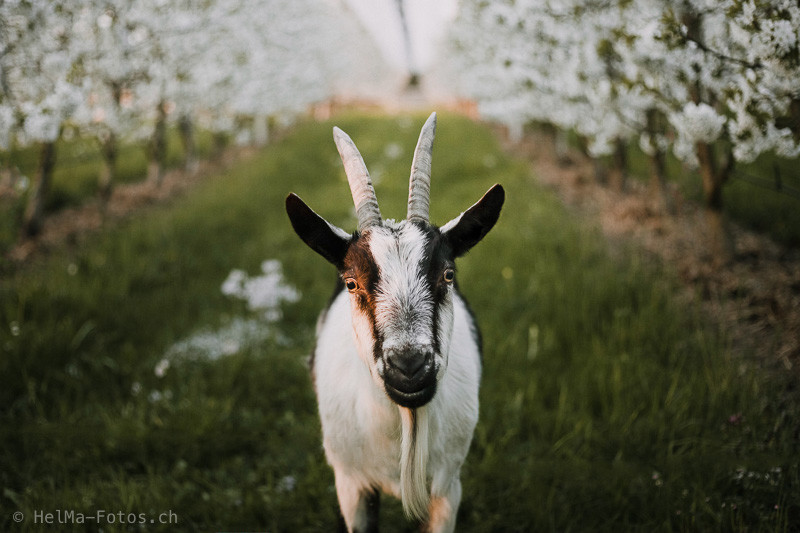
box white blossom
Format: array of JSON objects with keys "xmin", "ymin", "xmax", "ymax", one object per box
[
  {"xmin": 441, "ymin": 0, "xmax": 800, "ymax": 168},
  {"xmin": 1, "ymin": 0, "xmax": 394, "ymax": 151},
  {"xmin": 673, "ymin": 102, "xmax": 726, "ymax": 144},
  {"xmin": 154, "ymin": 358, "xmax": 170, "ymax": 378},
  {"xmin": 165, "ymin": 317, "xmax": 273, "ymax": 362},
  {"xmin": 221, "ymin": 260, "xmax": 300, "ymax": 320}
]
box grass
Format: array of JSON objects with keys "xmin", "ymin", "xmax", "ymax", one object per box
[
  {"xmin": 1, "ymin": 113, "xmax": 798, "ymax": 532},
  {"xmin": 723, "ymin": 154, "xmax": 800, "ymax": 247}
]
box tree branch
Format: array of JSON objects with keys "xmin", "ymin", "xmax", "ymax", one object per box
[{"xmin": 681, "ymin": 31, "xmax": 763, "ymax": 71}]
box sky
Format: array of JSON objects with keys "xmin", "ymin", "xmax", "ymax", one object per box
[{"xmin": 341, "ymin": 0, "xmax": 458, "ymax": 74}]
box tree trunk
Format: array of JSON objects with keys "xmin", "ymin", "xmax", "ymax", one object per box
[
  {"xmin": 645, "ymin": 108, "xmax": 672, "ymax": 213},
  {"xmin": 147, "ymin": 99, "xmax": 168, "ymax": 185},
  {"xmin": 178, "ymin": 113, "xmax": 198, "ymax": 174},
  {"xmin": 648, "ymin": 148, "xmax": 673, "ymax": 213},
  {"xmin": 696, "ymin": 141, "xmax": 723, "ymax": 211},
  {"xmin": 696, "ymin": 140, "xmax": 734, "ymax": 264},
  {"xmin": 610, "ymin": 138, "xmax": 628, "ymax": 192},
  {"xmin": 213, "ymin": 131, "xmax": 227, "ymax": 159},
  {"xmin": 98, "ymin": 82, "xmax": 125, "ymax": 201},
  {"xmin": 576, "ymin": 135, "xmax": 607, "ymax": 184},
  {"xmin": 98, "ymin": 131, "xmax": 117, "ymax": 203},
  {"xmin": 553, "ymin": 128, "xmax": 570, "ymax": 166},
  {"xmin": 592, "ymin": 159, "xmax": 608, "ymax": 185},
  {"xmin": 682, "ymin": 6, "xmax": 733, "ymax": 263},
  {"xmin": 21, "ymin": 140, "xmax": 57, "ymax": 237}
]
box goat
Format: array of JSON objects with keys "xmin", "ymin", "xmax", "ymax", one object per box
[{"xmin": 285, "ymin": 113, "xmax": 504, "ymax": 532}]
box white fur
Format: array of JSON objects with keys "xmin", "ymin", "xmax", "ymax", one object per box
[
  {"xmin": 399, "ymin": 405, "xmax": 429, "ymax": 519},
  {"xmin": 314, "ymin": 284, "xmax": 480, "ymax": 532},
  {"xmin": 369, "ymin": 224, "xmax": 435, "ymax": 354}
]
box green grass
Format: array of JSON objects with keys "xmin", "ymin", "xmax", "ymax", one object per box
[
  {"xmin": 723, "ymin": 154, "xmax": 800, "ymax": 247},
  {"xmin": 1, "ymin": 113, "xmax": 798, "ymax": 532}
]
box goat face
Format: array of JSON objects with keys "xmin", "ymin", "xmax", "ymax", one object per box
[
  {"xmin": 341, "ymin": 221, "xmax": 452, "ymax": 408},
  {"xmin": 286, "ymin": 113, "xmax": 504, "ymax": 409}
]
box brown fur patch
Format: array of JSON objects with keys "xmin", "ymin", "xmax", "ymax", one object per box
[{"xmin": 341, "ymin": 232, "xmax": 383, "ymax": 360}]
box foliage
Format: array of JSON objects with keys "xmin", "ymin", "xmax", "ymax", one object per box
[
  {"xmin": 1, "ymin": 115, "xmax": 797, "ymax": 531},
  {"xmin": 0, "ymin": 0, "xmax": 392, "ymax": 150},
  {"xmin": 444, "ymin": 0, "xmax": 800, "ymax": 169}
]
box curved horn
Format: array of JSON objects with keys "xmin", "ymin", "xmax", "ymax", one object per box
[
  {"xmin": 333, "ymin": 126, "xmax": 382, "ymax": 231},
  {"xmin": 407, "ymin": 112, "xmax": 437, "ymax": 224}
]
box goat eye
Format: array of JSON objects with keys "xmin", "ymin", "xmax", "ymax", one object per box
[
  {"xmin": 345, "ymin": 278, "xmax": 358, "ymax": 292},
  {"xmin": 443, "ymin": 268, "xmax": 455, "ymax": 283}
]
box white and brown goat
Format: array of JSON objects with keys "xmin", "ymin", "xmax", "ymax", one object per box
[{"xmin": 285, "ymin": 113, "xmax": 504, "ymax": 532}]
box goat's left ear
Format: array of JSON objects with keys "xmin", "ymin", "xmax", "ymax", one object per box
[
  {"xmin": 442, "ymin": 184, "xmax": 505, "ymax": 257},
  {"xmin": 286, "ymin": 193, "xmax": 351, "ymax": 267}
]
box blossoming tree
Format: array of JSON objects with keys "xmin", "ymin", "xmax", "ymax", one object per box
[
  {"xmin": 445, "ymin": 0, "xmax": 800, "ymax": 222},
  {"xmin": 0, "ymin": 0, "xmax": 88, "ymax": 235},
  {"xmin": 1, "ymin": 0, "xmax": 391, "ymax": 240}
]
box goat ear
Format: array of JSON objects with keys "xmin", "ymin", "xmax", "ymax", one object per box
[
  {"xmin": 286, "ymin": 193, "xmax": 351, "ymax": 266},
  {"xmin": 442, "ymin": 184, "xmax": 504, "ymax": 257}
]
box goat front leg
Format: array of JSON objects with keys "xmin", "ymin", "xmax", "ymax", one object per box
[
  {"xmin": 335, "ymin": 473, "xmax": 380, "ymax": 533},
  {"xmin": 424, "ymin": 478, "xmax": 462, "ymax": 533}
]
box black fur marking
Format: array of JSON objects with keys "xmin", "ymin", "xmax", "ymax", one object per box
[
  {"xmin": 362, "ymin": 487, "xmax": 380, "ymax": 533},
  {"xmin": 417, "ymin": 223, "xmax": 486, "ymax": 368},
  {"xmin": 444, "ymin": 184, "xmax": 505, "ymax": 258},
  {"xmin": 334, "ymin": 488, "xmax": 380, "ymax": 533},
  {"xmin": 419, "ymin": 226, "xmax": 455, "ymax": 355},
  {"xmin": 285, "ymin": 193, "xmax": 350, "ymax": 268}
]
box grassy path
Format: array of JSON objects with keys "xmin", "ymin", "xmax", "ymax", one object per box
[{"xmin": 1, "ymin": 113, "xmax": 797, "ymax": 531}]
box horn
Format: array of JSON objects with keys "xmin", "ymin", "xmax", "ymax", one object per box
[
  {"xmin": 407, "ymin": 112, "xmax": 437, "ymax": 223},
  {"xmin": 333, "ymin": 126, "xmax": 382, "ymax": 231}
]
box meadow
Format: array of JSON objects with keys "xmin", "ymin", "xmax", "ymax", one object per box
[{"xmin": 1, "ymin": 113, "xmax": 798, "ymax": 532}]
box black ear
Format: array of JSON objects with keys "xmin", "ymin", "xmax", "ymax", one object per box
[
  {"xmin": 286, "ymin": 193, "xmax": 350, "ymax": 267},
  {"xmin": 442, "ymin": 184, "xmax": 504, "ymax": 257}
]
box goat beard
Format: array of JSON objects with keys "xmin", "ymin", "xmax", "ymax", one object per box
[{"xmin": 399, "ymin": 406, "xmax": 430, "ymax": 520}]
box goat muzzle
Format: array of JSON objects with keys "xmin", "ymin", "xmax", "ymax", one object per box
[{"xmin": 382, "ymin": 348, "xmax": 437, "ymax": 408}]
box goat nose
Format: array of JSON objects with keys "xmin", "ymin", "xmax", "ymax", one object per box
[{"xmin": 386, "ymin": 351, "xmax": 427, "ymax": 378}]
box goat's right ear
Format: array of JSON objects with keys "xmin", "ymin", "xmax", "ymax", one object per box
[{"xmin": 286, "ymin": 193, "xmax": 350, "ymax": 266}]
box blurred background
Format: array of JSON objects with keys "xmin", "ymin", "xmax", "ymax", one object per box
[
  {"xmin": 1, "ymin": 0, "xmax": 799, "ymax": 531},
  {"xmin": 2, "ymin": 0, "xmax": 799, "ymax": 253}
]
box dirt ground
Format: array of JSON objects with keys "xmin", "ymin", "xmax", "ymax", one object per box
[
  {"xmin": 509, "ymin": 129, "xmax": 800, "ymax": 377},
  {"xmin": 5, "ymin": 122, "xmax": 799, "ymax": 378}
]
